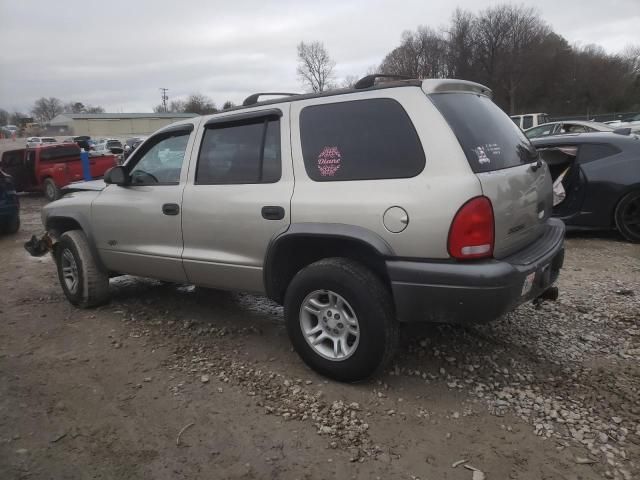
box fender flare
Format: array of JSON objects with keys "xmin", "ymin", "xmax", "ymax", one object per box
[
  {"xmin": 46, "ymin": 214, "xmax": 107, "ymax": 272},
  {"xmin": 263, "ymin": 222, "xmax": 395, "ymax": 301}
]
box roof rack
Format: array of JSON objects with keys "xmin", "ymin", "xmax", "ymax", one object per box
[
  {"xmin": 243, "ymin": 92, "xmax": 298, "ymax": 106},
  {"xmin": 354, "ymin": 74, "xmax": 414, "ymax": 89}
]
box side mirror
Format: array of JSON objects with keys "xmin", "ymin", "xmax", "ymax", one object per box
[{"xmin": 104, "ymin": 166, "xmax": 129, "ymax": 186}]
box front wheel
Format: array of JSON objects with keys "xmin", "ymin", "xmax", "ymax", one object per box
[
  {"xmin": 54, "ymin": 230, "xmax": 110, "ymax": 307},
  {"xmin": 284, "ymin": 258, "xmax": 397, "ymax": 382},
  {"xmin": 615, "ymin": 191, "xmax": 640, "ymax": 243},
  {"xmin": 43, "ymin": 178, "xmax": 61, "ymax": 202}
]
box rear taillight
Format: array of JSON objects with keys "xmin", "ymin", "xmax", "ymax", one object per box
[{"xmin": 448, "ymin": 196, "xmax": 494, "ymax": 260}]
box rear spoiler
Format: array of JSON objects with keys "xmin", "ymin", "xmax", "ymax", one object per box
[{"xmin": 421, "ymin": 79, "xmax": 492, "ymax": 98}]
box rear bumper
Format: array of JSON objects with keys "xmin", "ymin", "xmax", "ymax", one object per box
[{"xmin": 388, "ymin": 218, "xmax": 565, "ymax": 324}]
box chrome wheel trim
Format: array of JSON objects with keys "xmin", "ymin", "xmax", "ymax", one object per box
[
  {"xmin": 61, "ymin": 248, "xmax": 79, "ymax": 294},
  {"xmin": 299, "ymin": 289, "xmax": 360, "ymax": 362}
]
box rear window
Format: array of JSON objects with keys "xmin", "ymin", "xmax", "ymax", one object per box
[
  {"xmin": 300, "ymin": 98, "xmax": 425, "ymax": 181},
  {"xmin": 430, "ymin": 93, "xmax": 538, "ymax": 173},
  {"xmin": 40, "ymin": 145, "xmax": 81, "ymax": 161}
]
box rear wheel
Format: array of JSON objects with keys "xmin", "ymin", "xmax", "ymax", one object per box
[
  {"xmin": 615, "ymin": 191, "xmax": 640, "ymax": 243},
  {"xmin": 284, "ymin": 258, "xmax": 397, "ymax": 382},
  {"xmin": 43, "ymin": 178, "xmax": 61, "ymax": 202},
  {"xmin": 54, "ymin": 230, "xmax": 110, "ymax": 307}
]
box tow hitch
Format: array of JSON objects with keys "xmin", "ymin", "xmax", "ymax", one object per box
[{"xmin": 24, "ymin": 232, "xmax": 53, "ymax": 257}]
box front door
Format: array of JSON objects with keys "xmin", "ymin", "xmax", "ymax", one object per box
[
  {"xmin": 91, "ymin": 121, "xmax": 199, "ymax": 281},
  {"xmin": 181, "ymin": 107, "xmax": 293, "ymax": 293}
]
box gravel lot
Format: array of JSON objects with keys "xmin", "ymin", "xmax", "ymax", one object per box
[{"xmin": 1, "ymin": 195, "xmax": 638, "ymax": 480}]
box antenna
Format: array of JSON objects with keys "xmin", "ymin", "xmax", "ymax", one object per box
[{"xmin": 159, "ymin": 88, "xmax": 169, "ymax": 112}]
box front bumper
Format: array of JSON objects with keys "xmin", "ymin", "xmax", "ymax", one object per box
[{"xmin": 388, "ymin": 218, "xmax": 565, "ymax": 324}]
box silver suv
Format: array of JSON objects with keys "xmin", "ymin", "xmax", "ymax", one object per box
[{"xmin": 38, "ymin": 76, "xmax": 564, "ymax": 381}]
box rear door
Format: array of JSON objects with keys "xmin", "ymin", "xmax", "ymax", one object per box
[
  {"xmin": 430, "ymin": 93, "xmax": 552, "ymax": 258},
  {"xmin": 181, "ymin": 107, "xmax": 293, "ymax": 293}
]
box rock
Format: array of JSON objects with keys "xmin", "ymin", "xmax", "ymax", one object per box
[
  {"xmin": 611, "ymin": 416, "xmax": 622, "ymax": 424},
  {"xmin": 200, "ymin": 375, "xmax": 210, "ymax": 383},
  {"xmin": 574, "ymin": 456, "xmax": 596, "ymax": 464},
  {"xmin": 16, "ymin": 448, "xmax": 28, "ymax": 455}
]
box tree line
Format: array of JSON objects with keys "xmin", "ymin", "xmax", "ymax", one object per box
[
  {"xmin": 153, "ymin": 94, "xmax": 235, "ymax": 115},
  {"xmin": 0, "ymin": 98, "xmax": 105, "ymax": 127},
  {"xmin": 297, "ymin": 4, "xmax": 640, "ymax": 116}
]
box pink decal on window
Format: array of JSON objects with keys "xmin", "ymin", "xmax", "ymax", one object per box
[{"xmin": 317, "ymin": 146, "xmax": 341, "ymax": 177}]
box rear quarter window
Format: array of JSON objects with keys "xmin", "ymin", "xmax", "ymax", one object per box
[
  {"xmin": 299, "ymin": 98, "xmax": 425, "ymax": 181},
  {"xmin": 578, "ymin": 143, "xmax": 621, "ymax": 164},
  {"xmin": 430, "ymin": 93, "xmax": 538, "ymax": 173}
]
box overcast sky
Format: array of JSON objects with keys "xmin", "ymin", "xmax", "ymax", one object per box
[{"xmin": 0, "ymin": 0, "xmax": 638, "ymax": 114}]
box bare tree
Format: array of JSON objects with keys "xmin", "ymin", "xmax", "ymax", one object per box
[
  {"xmin": 182, "ymin": 94, "xmax": 217, "ymax": 115},
  {"xmin": 0, "ymin": 108, "xmax": 9, "ymax": 126},
  {"xmin": 31, "ymin": 97, "xmax": 63, "ymax": 123},
  {"xmin": 222, "ymin": 100, "xmax": 236, "ymax": 110},
  {"xmin": 341, "ymin": 75, "xmax": 360, "ymax": 88},
  {"xmin": 64, "ymin": 102, "xmax": 105, "ymax": 114},
  {"xmin": 297, "ymin": 41, "xmax": 335, "ymax": 92}
]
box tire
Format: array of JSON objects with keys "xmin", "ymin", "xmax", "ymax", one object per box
[
  {"xmin": 2, "ymin": 214, "xmax": 20, "ymax": 234},
  {"xmin": 43, "ymin": 178, "xmax": 61, "ymax": 202},
  {"xmin": 614, "ymin": 191, "xmax": 640, "ymax": 243},
  {"xmin": 54, "ymin": 230, "xmax": 110, "ymax": 308},
  {"xmin": 284, "ymin": 258, "xmax": 397, "ymax": 382}
]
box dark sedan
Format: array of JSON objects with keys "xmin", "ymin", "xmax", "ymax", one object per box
[{"xmin": 532, "ymin": 132, "xmax": 640, "ymax": 242}]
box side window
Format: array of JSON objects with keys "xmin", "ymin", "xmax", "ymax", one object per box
[
  {"xmin": 300, "ymin": 98, "xmax": 425, "ymax": 181},
  {"xmin": 128, "ymin": 131, "xmax": 190, "ymax": 185},
  {"xmin": 195, "ymin": 117, "xmax": 281, "ymax": 185},
  {"xmin": 522, "ymin": 115, "xmax": 534, "ymax": 129},
  {"xmin": 578, "ymin": 144, "xmax": 621, "ymax": 164}
]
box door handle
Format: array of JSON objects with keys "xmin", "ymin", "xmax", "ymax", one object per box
[
  {"xmin": 261, "ymin": 206, "xmax": 285, "ymax": 220},
  {"xmin": 162, "ymin": 203, "xmax": 180, "ymax": 215}
]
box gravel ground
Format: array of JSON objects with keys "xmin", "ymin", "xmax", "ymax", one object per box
[{"xmin": 0, "ymin": 195, "xmax": 638, "ymax": 480}]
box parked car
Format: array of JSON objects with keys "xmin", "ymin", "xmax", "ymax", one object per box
[
  {"xmin": 63, "ymin": 136, "xmax": 94, "ymax": 151},
  {"xmin": 92, "ymin": 139, "xmax": 123, "ymax": 155},
  {"xmin": 34, "ymin": 76, "xmax": 564, "ymax": 381},
  {"xmin": 0, "ymin": 143, "xmax": 118, "ymax": 201},
  {"xmin": 26, "ymin": 136, "xmax": 57, "ymax": 147},
  {"xmin": 533, "ymin": 132, "xmax": 640, "ymax": 242},
  {"xmin": 511, "ymin": 113, "xmax": 550, "ymax": 130},
  {"xmin": 604, "ymin": 114, "xmax": 640, "ymax": 133},
  {"xmin": 123, "ymin": 137, "xmax": 147, "ymax": 160},
  {"xmin": 0, "ymin": 169, "xmax": 20, "ymax": 234},
  {"xmin": 525, "ymin": 120, "xmax": 617, "ymax": 139}
]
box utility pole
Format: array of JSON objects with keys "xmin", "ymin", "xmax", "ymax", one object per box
[{"xmin": 159, "ymin": 88, "xmax": 169, "ymax": 113}]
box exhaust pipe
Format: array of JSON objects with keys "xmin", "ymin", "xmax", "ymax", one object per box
[{"xmin": 537, "ymin": 286, "xmax": 559, "ymax": 302}]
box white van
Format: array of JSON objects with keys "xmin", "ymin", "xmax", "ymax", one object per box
[{"xmin": 511, "ymin": 113, "xmax": 550, "ymax": 130}]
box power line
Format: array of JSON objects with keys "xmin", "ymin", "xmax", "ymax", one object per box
[{"xmin": 159, "ymin": 88, "xmax": 169, "ymax": 113}]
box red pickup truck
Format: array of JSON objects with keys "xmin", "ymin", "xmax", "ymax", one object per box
[{"xmin": 0, "ymin": 143, "xmax": 117, "ymax": 201}]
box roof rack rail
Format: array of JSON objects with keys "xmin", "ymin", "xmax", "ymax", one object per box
[
  {"xmin": 243, "ymin": 92, "xmax": 298, "ymax": 106},
  {"xmin": 354, "ymin": 74, "xmax": 414, "ymax": 89}
]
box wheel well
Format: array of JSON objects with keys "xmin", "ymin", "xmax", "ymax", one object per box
[
  {"xmin": 265, "ymin": 235, "xmax": 390, "ymax": 304},
  {"xmin": 46, "ymin": 217, "xmax": 82, "ymax": 239}
]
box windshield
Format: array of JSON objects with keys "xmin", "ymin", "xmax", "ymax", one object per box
[{"xmin": 429, "ymin": 93, "xmax": 538, "ymax": 173}]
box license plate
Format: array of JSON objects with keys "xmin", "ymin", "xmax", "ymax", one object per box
[{"xmin": 521, "ymin": 272, "xmax": 536, "ymax": 296}]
